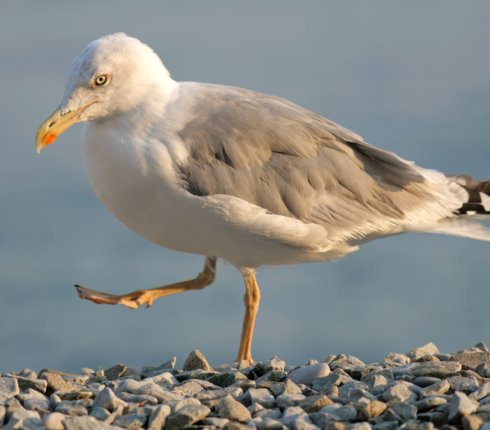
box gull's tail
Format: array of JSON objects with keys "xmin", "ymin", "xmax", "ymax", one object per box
[
  {"xmin": 406, "ymin": 174, "xmax": 490, "ymax": 242},
  {"xmin": 453, "ymin": 176, "xmax": 490, "ymax": 215}
]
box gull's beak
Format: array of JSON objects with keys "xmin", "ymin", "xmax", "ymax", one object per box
[{"xmin": 35, "ymin": 102, "xmax": 95, "ymax": 153}]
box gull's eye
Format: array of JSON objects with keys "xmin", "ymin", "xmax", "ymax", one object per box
[{"xmin": 94, "ymin": 74, "xmax": 109, "ymax": 86}]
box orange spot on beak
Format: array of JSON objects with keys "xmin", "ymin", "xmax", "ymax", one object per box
[{"xmin": 43, "ymin": 133, "xmax": 57, "ymax": 146}]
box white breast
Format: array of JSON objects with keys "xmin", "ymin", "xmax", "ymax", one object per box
[{"xmin": 82, "ymin": 117, "xmax": 196, "ymax": 250}]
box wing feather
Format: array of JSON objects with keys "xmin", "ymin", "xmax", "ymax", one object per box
[{"xmin": 175, "ymin": 83, "xmax": 455, "ymax": 243}]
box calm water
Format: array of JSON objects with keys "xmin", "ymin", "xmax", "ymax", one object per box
[{"xmin": 1, "ymin": 1, "xmax": 489, "ymax": 372}]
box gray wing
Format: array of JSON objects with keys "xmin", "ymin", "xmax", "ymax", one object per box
[{"xmin": 175, "ymin": 84, "xmax": 432, "ymax": 242}]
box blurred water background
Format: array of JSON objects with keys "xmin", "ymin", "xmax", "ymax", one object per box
[{"xmin": 1, "ymin": 1, "xmax": 489, "ymax": 372}]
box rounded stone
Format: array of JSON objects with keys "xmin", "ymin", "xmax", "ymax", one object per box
[
  {"xmin": 287, "ymin": 363, "xmax": 331, "ymax": 385},
  {"xmin": 43, "ymin": 412, "xmax": 66, "ymax": 430}
]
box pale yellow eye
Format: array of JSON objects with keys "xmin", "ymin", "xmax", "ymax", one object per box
[{"xmin": 95, "ymin": 74, "xmax": 109, "ymax": 86}]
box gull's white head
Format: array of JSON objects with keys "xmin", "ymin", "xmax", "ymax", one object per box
[{"xmin": 36, "ymin": 33, "xmax": 173, "ymax": 153}]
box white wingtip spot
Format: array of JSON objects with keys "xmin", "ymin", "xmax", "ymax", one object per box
[{"xmin": 479, "ymin": 193, "xmax": 490, "ymax": 211}]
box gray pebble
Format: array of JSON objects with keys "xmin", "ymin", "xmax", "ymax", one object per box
[
  {"xmin": 0, "ymin": 377, "xmax": 20, "ymax": 402},
  {"xmin": 407, "ymin": 343, "xmax": 440, "ymax": 361},
  {"xmin": 312, "ymin": 368, "xmax": 354, "ymax": 391},
  {"xmin": 217, "ymin": 395, "xmax": 252, "ymax": 422},
  {"xmin": 246, "ymin": 388, "xmax": 275, "ymax": 408},
  {"xmin": 133, "ymin": 381, "xmax": 183, "ymax": 402},
  {"xmin": 196, "ymin": 386, "xmax": 243, "ymax": 402},
  {"xmin": 447, "ymin": 375, "xmax": 479, "ymax": 392},
  {"xmin": 172, "ymin": 379, "xmax": 205, "ymax": 396},
  {"xmin": 476, "ymin": 362, "xmax": 490, "ymax": 377},
  {"xmin": 165, "ymin": 404, "xmax": 211, "ymax": 430},
  {"xmin": 411, "ymin": 361, "xmax": 462, "ymax": 378},
  {"xmin": 49, "ymin": 393, "xmax": 62, "ymax": 410},
  {"xmin": 329, "ymin": 354, "xmax": 365, "ymax": 371},
  {"xmin": 3, "ymin": 408, "xmax": 41, "ymax": 429},
  {"xmin": 248, "ymin": 417, "xmax": 283, "ymax": 430},
  {"xmin": 319, "ymin": 404, "xmax": 357, "ymax": 421},
  {"xmin": 373, "ymin": 422, "xmax": 399, "ymax": 430},
  {"xmin": 452, "ymin": 351, "xmax": 490, "ymax": 370},
  {"xmin": 249, "ymin": 401, "xmax": 265, "ymax": 415},
  {"xmin": 398, "ymin": 420, "xmax": 434, "ymax": 429},
  {"xmin": 419, "ymin": 379, "xmax": 451, "ymax": 397},
  {"xmin": 357, "ymin": 400, "xmax": 388, "ymax": 420},
  {"xmin": 63, "ymin": 415, "xmax": 121, "ymax": 430},
  {"xmin": 364, "ymin": 373, "xmax": 391, "ymax": 395},
  {"xmin": 43, "ymin": 412, "xmax": 66, "ymax": 430},
  {"xmin": 254, "ymin": 407, "xmax": 282, "ymax": 420},
  {"xmin": 338, "ymin": 381, "xmax": 371, "ymax": 402},
  {"xmin": 202, "ymin": 416, "xmax": 230, "ymax": 428},
  {"xmin": 14, "ymin": 376, "xmax": 48, "ymax": 394},
  {"xmin": 224, "ymin": 421, "xmax": 254, "ymax": 430},
  {"xmin": 113, "ymin": 413, "xmax": 147, "ymax": 428},
  {"xmin": 253, "ymin": 357, "xmax": 286, "ymax": 376},
  {"xmin": 104, "ymin": 364, "xmax": 140, "ymax": 381},
  {"xmin": 384, "ymin": 352, "xmax": 411, "ymax": 365},
  {"xmin": 287, "ymin": 363, "xmax": 330, "ymax": 385},
  {"xmin": 297, "ymin": 394, "xmax": 333, "ymax": 413},
  {"xmin": 263, "ymin": 382, "xmax": 287, "ymax": 398},
  {"xmin": 17, "ymin": 387, "xmax": 47, "ymax": 402},
  {"xmin": 208, "ymin": 371, "xmax": 248, "ymax": 388},
  {"xmin": 55, "ymin": 401, "xmax": 89, "ymax": 416},
  {"xmin": 309, "ymin": 412, "xmax": 339, "ymax": 427},
  {"xmin": 383, "ymin": 381, "xmax": 419, "ymax": 403},
  {"xmin": 351, "ymin": 364, "xmax": 384, "ymax": 380},
  {"xmin": 170, "ymin": 397, "xmax": 201, "ymax": 413},
  {"xmin": 414, "ymin": 395, "xmax": 447, "ymax": 412},
  {"xmin": 448, "ymin": 391, "xmax": 478, "ymax": 422},
  {"xmin": 282, "ymin": 379, "xmax": 302, "ymax": 395},
  {"xmin": 23, "ymin": 397, "xmax": 50, "ymax": 412},
  {"xmin": 147, "ymin": 404, "xmax": 171, "ymax": 430},
  {"xmin": 12, "ymin": 369, "xmax": 38, "ymax": 379},
  {"xmin": 391, "ymin": 402, "xmax": 417, "ymax": 422},
  {"xmin": 275, "ymin": 393, "xmax": 306, "ymax": 409},
  {"xmin": 141, "ymin": 357, "xmax": 176, "ymax": 378},
  {"xmin": 469, "ymin": 382, "xmax": 490, "ymax": 401},
  {"xmin": 89, "ymin": 406, "xmax": 111, "ymax": 421},
  {"xmin": 143, "ymin": 371, "xmax": 178, "ymax": 389},
  {"xmin": 478, "ymin": 403, "xmax": 490, "ymax": 413},
  {"xmin": 280, "ymin": 406, "xmax": 317, "ymax": 429},
  {"xmin": 39, "ymin": 371, "xmax": 77, "ymax": 393},
  {"xmin": 116, "ymin": 392, "xmax": 159, "ymax": 405},
  {"xmin": 462, "ymin": 414, "xmax": 484, "ymax": 430},
  {"xmin": 183, "ymin": 349, "xmax": 213, "ymax": 371},
  {"xmin": 57, "ymin": 390, "xmax": 94, "ymax": 401},
  {"xmin": 93, "ymin": 387, "xmax": 127, "ymax": 411},
  {"xmin": 232, "ymin": 380, "xmax": 255, "ymax": 392},
  {"xmin": 175, "ymin": 368, "xmax": 218, "ymax": 382},
  {"xmin": 0, "ymin": 405, "xmax": 6, "ymax": 427},
  {"xmin": 257, "ymin": 370, "xmax": 287, "ymax": 383},
  {"xmin": 480, "ymin": 394, "xmax": 490, "ymax": 406}
]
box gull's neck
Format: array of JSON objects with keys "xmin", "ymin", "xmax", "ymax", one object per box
[{"xmin": 96, "ymin": 76, "xmax": 180, "ymax": 130}]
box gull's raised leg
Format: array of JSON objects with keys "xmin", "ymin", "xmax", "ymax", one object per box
[
  {"xmin": 74, "ymin": 257, "xmax": 217, "ymax": 309},
  {"xmin": 236, "ymin": 271, "xmax": 261, "ymax": 364}
]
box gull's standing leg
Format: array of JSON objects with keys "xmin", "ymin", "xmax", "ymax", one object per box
[
  {"xmin": 236, "ymin": 270, "xmax": 261, "ymax": 364},
  {"xmin": 74, "ymin": 257, "xmax": 217, "ymax": 309}
]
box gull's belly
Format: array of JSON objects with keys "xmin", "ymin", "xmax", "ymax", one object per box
[{"xmin": 83, "ymin": 163, "xmax": 336, "ymax": 267}]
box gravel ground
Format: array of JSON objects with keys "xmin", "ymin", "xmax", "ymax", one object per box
[{"xmin": 1, "ymin": 342, "xmax": 490, "ymax": 429}]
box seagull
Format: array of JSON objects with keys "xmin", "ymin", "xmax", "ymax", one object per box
[{"xmin": 36, "ymin": 33, "xmax": 490, "ymax": 364}]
